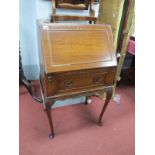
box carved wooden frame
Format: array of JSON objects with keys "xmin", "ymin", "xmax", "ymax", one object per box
[
  {"xmin": 56, "ymin": 0, "xmax": 90, "ymax": 10},
  {"xmin": 51, "ymin": 0, "xmax": 97, "ymax": 23}
]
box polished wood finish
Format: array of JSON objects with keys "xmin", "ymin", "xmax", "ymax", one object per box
[
  {"xmin": 44, "ymin": 68, "xmax": 116, "ymax": 97},
  {"xmin": 51, "ymin": 0, "xmax": 97, "ymax": 22},
  {"xmin": 37, "ymin": 20, "xmax": 117, "ymax": 138},
  {"xmin": 98, "ymin": 87, "xmax": 113, "ymax": 126},
  {"xmin": 45, "ymin": 108, "xmax": 54, "ymax": 138},
  {"xmin": 40, "ymin": 23, "xmax": 116, "ymax": 73}
]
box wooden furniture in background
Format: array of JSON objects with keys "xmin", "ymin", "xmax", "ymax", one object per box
[
  {"xmin": 37, "ymin": 20, "xmax": 117, "ymax": 138},
  {"xmin": 56, "ymin": 0, "xmax": 89, "ymax": 10},
  {"xmin": 51, "ymin": 0, "xmax": 97, "ymax": 23}
]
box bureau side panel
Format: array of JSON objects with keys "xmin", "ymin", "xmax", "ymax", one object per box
[{"xmin": 37, "ymin": 21, "xmax": 47, "ymax": 96}]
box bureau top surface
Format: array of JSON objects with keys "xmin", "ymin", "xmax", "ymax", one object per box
[{"xmin": 38, "ymin": 22, "xmax": 117, "ymax": 74}]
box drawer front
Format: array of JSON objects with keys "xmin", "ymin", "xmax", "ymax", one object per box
[
  {"xmin": 45, "ymin": 68, "xmax": 116, "ymax": 96},
  {"xmin": 57, "ymin": 72, "xmax": 107, "ymax": 92},
  {"xmin": 55, "ymin": 69, "xmax": 115, "ymax": 93}
]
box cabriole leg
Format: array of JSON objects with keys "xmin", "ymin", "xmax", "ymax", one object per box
[
  {"xmin": 45, "ymin": 102, "xmax": 55, "ymax": 139},
  {"xmin": 98, "ymin": 87, "xmax": 113, "ymax": 126}
]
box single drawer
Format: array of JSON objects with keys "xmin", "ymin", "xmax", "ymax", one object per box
[
  {"xmin": 45, "ymin": 68, "xmax": 116, "ymax": 96},
  {"xmin": 57, "ymin": 72, "xmax": 107, "ymax": 92}
]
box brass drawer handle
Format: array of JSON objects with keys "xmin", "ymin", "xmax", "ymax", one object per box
[
  {"xmin": 92, "ymin": 77, "xmax": 102, "ymax": 84},
  {"xmin": 64, "ymin": 80, "xmax": 73, "ymax": 88}
]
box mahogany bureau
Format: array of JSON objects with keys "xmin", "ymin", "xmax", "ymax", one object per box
[{"xmin": 37, "ymin": 20, "xmax": 117, "ymax": 139}]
